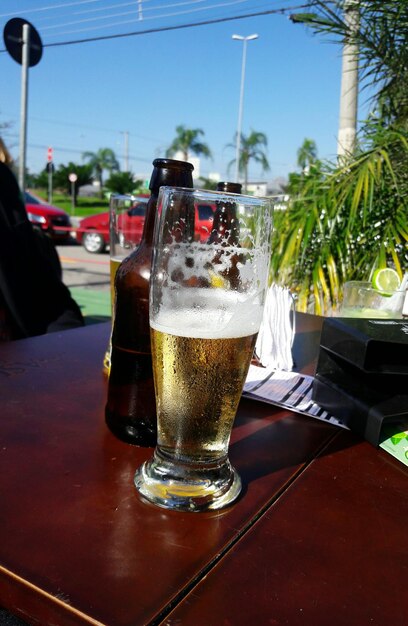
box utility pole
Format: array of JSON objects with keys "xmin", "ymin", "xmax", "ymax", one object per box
[
  {"xmin": 3, "ymin": 18, "xmax": 43, "ymax": 190},
  {"xmin": 122, "ymin": 131, "xmax": 129, "ymax": 171},
  {"xmin": 337, "ymin": 0, "xmax": 359, "ymax": 159},
  {"xmin": 19, "ymin": 23, "xmax": 30, "ymax": 191}
]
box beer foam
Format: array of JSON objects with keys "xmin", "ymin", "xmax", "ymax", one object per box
[{"xmin": 151, "ymin": 288, "xmax": 263, "ymax": 339}]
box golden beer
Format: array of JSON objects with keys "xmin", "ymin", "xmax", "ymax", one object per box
[
  {"xmin": 109, "ymin": 257, "xmax": 122, "ymax": 313},
  {"xmin": 103, "ymin": 256, "xmax": 123, "ymax": 373},
  {"xmin": 151, "ymin": 314, "xmax": 257, "ymax": 463}
]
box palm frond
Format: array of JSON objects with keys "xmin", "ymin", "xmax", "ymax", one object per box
[{"xmin": 271, "ymin": 129, "xmax": 408, "ymax": 314}]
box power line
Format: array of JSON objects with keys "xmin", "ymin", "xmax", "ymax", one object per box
[
  {"xmin": 7, "ymin": 135, "xmax": 154, "ymax": 164},
  {"xmin": 0, "ymin": 0, "xmax": 278, "ymax": 31},
  {"xmin": 4, "ymin": 130, "xmax": 245, "ymax": 170},
  {"xmin": 72, "ymin": 0, "xmax": 184, "ymax": 18},
  {"xmin": 0, "ymin": 0, "xmax": 104, "ymax": 18},
  {"xmin": 0, "ymin": 4, "xmax": 308, "ymax": 51},
  {"xmin": 71, "ymin": 0, "xmax": 214, "ymax": 19},
  {"xmin": 14, "ymin": 137, "xmax": 289, "ymax": 173},
  {"xmin": 7, "ymin": 133, "xmax": 290, "ymax": 177},
  {"xmin": 40, "ymin": 0, "xmax": 230, "ymax": 32},
  {"xmin": 2, "ymin": 112, "xmax": 164, "ymax": 144}
]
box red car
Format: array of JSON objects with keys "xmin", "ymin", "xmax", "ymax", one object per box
[
  {"xmin": 75, "ymin": 197, "xmax": 149, "ymax": 254},
  {"xmin": 75, "ymin": 198, "xmax": 216, "ymax": 254},
  {"xmin": 25, "ymin": 191, "xmax": 72, "ymax": 241}
]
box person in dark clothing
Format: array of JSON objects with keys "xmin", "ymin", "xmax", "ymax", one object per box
[{"xmin": 0, "ymin": 139, "xmax": 84, "ymax": 341}]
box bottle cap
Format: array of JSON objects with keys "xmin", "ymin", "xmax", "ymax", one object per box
[
  {"xmin": 150, "ymin": 158, "xmax": 194, "ymax": 192},
  {"xmin": 216, "ymin": 181, "xmax": 242, "ymax": 194}
]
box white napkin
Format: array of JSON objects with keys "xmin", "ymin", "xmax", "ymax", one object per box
[{"xmin": 254, "ymin": 284, "xmax": 295, "ymax": 371}]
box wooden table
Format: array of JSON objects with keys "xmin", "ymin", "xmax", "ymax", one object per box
[{"xmin": 0, "ymin": 316, "xmax": 406, "ymax": 626}]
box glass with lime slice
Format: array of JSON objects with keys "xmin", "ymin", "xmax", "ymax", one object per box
[{"xmin": 339, "ymin": 275, "xmax": 406, "ymax": 319}]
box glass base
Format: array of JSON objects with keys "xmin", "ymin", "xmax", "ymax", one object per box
[{"xmin": 134, "ymin": 449, "xmax": 241, "ymax": 512}]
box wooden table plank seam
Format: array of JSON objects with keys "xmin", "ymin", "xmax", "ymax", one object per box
[
  {"xmin": 151, "ymin": 429, "xmax": 341, "ymax": 626},
  {"xmin": 0, "ymin": 566, "xmax": 104, "ymax": 626}
]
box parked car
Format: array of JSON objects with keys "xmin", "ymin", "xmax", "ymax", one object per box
[
  {"xmin": 75, "ymin": 198, "xmax": 216, "ymax": 253},
  {"xmin": 75, "ymin": 197, "xmax": 149, "ymax": 254},
  {"xmin": 24, "ymin": 191, "xmax": 72, "ymax": 241}
]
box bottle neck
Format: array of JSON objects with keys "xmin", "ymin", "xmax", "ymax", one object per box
[
  {"xmin": 141, "ymin": 193, "xmax": 159, "ymax": 244},
  {"xmin": 209, "ymin": 181, "xmax": 241, "ymax": 245},
  {"xmin": 209, "ymin": 202, "xmax": 239, "ymax": 245},
  {"xmin": 141, "ymin": 159, "xmax": 194, "ymax": 245}
]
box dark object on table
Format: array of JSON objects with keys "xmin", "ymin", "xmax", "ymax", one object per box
[
  {"xmin": 318, "ymin": 316, "xmax": 408, "ymax": 374},
  {"xmin": 313, "ymin": 316, "xmax": 408, "ymax": 446},
  {"xmin": 0, "ymin": 157, "xmax": 83, "ymax": 341}
]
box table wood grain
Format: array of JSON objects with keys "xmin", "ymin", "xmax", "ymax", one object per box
[
  {"xmin": 165, "ymin": 428, "xmax": 408, "ymax": 626},
  {"xmin": 0, "ymin": 318, "xmax": 341, "ymax": 626}
]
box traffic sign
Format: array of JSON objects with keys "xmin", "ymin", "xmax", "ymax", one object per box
[
  {"xmin": 3, "ymin": 18, "xmax": 43, "ymax": 67},
  {"xmin": 69, "ymin": 173, "xmax": 78, "ymax": 183}
]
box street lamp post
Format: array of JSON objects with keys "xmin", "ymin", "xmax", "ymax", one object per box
[
  {"xmin": 121, "ymin": 130, "xmax": 129, "ymax": 171},
  {"xmin": 232, "ymin": 33, "xmax": 258, "ymax": 183}
]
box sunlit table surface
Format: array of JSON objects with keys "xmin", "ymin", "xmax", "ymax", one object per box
[{"xmin": 0, "ymin": 316, "xmax": 406, "ymax": 626}]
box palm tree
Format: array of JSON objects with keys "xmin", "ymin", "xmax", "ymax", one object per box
[
  {"xmin": 228, "ymin": 130, "xmax": 270, "ymax": 192},
  {"xmin": 297, "ymin": 138, "xmax": 318, "ymax": 173},
  {"xmin": 82, "ymin": 148, "xmax": 120, "ymax": 195},
  {"xmin": 272, "ymin": 1, "xmax": 408, "ymax": 315},
  {"xmin": 166, "ymin": 125, "xmax": 212, "ymax": 162},
  {"xmin": 105, "ymin": 171, "xmax": 143, "ymax": 195},
  {"xmin": 54, "ymin": 162, "xmax": 93, "ymax": 207}
]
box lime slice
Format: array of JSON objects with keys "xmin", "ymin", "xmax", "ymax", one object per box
[{"xmin": 372, "ymin": 268, "xmax": 401, "ymax": 295}]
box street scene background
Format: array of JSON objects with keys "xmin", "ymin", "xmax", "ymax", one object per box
[{"xmin": 56, "ymin": 241, "xmax": 111, "ymax": 324}]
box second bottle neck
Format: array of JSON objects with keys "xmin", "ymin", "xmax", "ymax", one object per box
[{"xmin": 140, "ymin": 193, "xmax": 159, "ymax": 245}]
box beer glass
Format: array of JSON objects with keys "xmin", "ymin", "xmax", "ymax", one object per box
[
  {"xmin": 134, "ymin": 187, "xmax": 274, "ymax": 511},
  {"xmin": 103, "ymin": 194, "xmax": 144, "ymax": 373}
]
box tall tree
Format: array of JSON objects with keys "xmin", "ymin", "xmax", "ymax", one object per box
[
  {"xmin": 82, "ymin": 148, "xmax": 120, "ymax": 194},
  {"xmin": 54, "ymin": 162, "xmax": 93, "ymax": 206},
  {"xmin": 228, "ymin": 130, "xmax": 270, "ymax": 191},
  {"xmin": 292, "ymin": 1, "xmax": 408, "ymax": 129},
  {"xmin": 166, "ymin": 125, "xmax": 212, "ymax": 161},
  {"xmin": 105, "ymin": 171, "xmax": 142, "ymax": 195},
  {"xmin": 272, "ymin": 1, "xmax": 408, "ymax": 315},
  {"xmin": 297, "ymin": 138, "xmax": 318, "ymax": 172}
]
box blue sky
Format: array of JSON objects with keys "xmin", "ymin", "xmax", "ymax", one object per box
[{"xmin": 0, "ymin": 0, "xmax": 368, "ymax": 185}]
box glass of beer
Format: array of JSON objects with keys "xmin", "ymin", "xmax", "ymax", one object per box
[
  {"xmin": 134, "ymin": 187, "xmax": 274, "ymax": 511},
  {"xmin": 103, "ymin": 194, "xmax": 146, "ymax": 373}
]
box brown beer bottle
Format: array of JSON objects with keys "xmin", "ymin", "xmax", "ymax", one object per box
[
  {"xmin": 208, "ymin": 181, "xmax": 241, "ymax": 245},
  {"xmin": 208, "ymin": 181, "xmax": 242, "ymax": 289},
  {"xmin": 105, "ymin": 158, "xmax": 194, "ymax": 445}
]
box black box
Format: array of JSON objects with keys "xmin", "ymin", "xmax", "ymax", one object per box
[
  {"xmin": 312, "ymin": 317, "xmax": 408, "ymax": 446},
  {"xmin": 318, "ymin": 316, "xmax": 408, "ymax": 374}
]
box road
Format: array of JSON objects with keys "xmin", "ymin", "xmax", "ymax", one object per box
[
  {"xmin": 56, "ymin": 241, "xmax": 111, "ymax": 322},
  {"xmin": 56, "ymin": 241, "xmax": 110, "ymax": 292}
]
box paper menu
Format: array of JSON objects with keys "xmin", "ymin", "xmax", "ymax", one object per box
[
  {"xmin": 244, "ymin": 364, "xmax": 346, "ymax": 429},
  {"xmin": 244, "ymin": 364, "xmax": 408, "ymax": 467}
]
